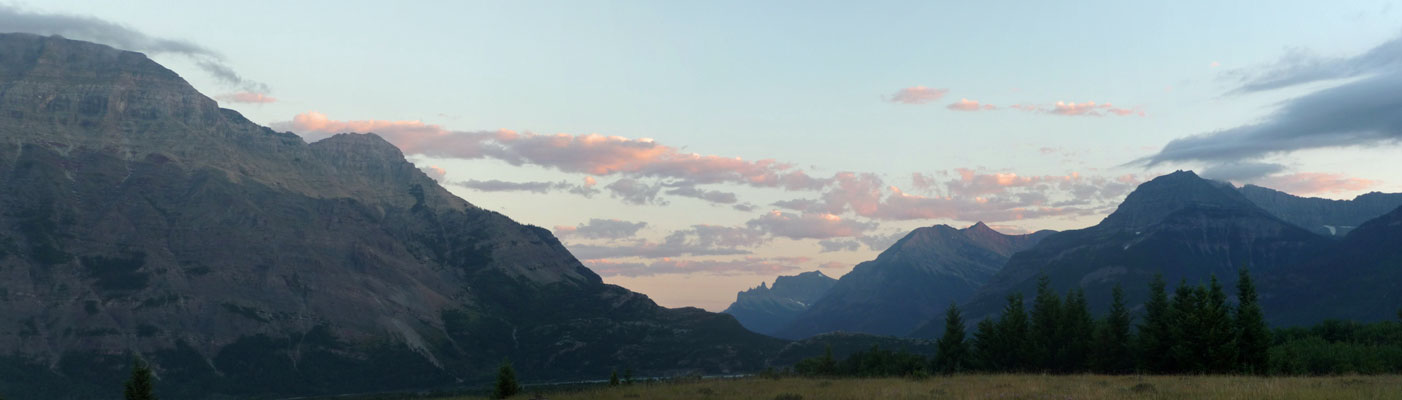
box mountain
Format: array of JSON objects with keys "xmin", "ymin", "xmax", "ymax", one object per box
[
  {"xmin": 1238, "ymin": 185, "xmax": 1402, "ymax": 237},
  {"xmin": 778, "ymin": 223, "xmax": 1053, "ymax": 339},
  {"xmin": 0, "ymin": 33, "xmax": 781, "ymax": 399},
  {"xmin": 722, "ymin": 271, "xmax": 836, "ymax": 336},
  {"xmin": 912, "ymin": 171, "xmax": 1333, "ymax": 337},
  {"xmin": 1262, "ymin": 205, "xmax": 1402, "ymax": 326}
]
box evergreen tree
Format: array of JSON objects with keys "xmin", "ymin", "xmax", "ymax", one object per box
[
  {"xmin": 933, "ymin": 302, "xmax": 970, "ymax": 374},
  {"xmin": 1091, "ymin": 285, "xmax": 1133, "ymax": 374},
  {"xmin": 1137, "ymin": 274, "xmax": 1174, "ymax": 373},
  {"xmin": 1169, "ymin": 280, "xmax": 1206, "ymax": 373},
  {"xmin": 1029, "ymin": 275, "xmax": 1062, "ymax": 371},
  {"xmin": 609, "ymin": 369, "xmax": 620, "ymax": 387},
  {"xmin": 993, "ymin": 293, "xmax": 1030, "ymax": 371},
  {"xmin": 1201, "ymin": 275, "xmax": 1237, "ymax": 373},
  {"xmin": 1235, "ymin": 268, "xmax": 1270, "ymax": 374},
  {"xmin": 623, "ymin": 368, "xmax": 635, "ymax": 385},
  {"xmin": 817, "ymin": 345, "xmax": 837, "ymax": 376},
  {"xmin": 493, "ymin": 359, "xmax": 520, "ymax": 399},
  {"xmin": 124, "ymin": 357, "xmax": 157, "ymax": 400},
  {"xmin": 971, "ymin": 318, "xmax": 999, "ymax": 372},
  {"xmin": 1058, "ymin": 288, "xmax": 1094, "ymax": 373}
]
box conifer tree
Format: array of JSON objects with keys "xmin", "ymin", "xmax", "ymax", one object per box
[
  {"xmin": 1169, "ymin": 280, "xmax": 1205, "ymax": 373},
  {"xmin": 124, "ymin": 357, "xmax": 157, "ymax": 400},
  {"xmin": 817, "ymin": 345, "xmax": 837, "ymax": 376},
  {"xmin": 1137, "ymin": 274, "xmax": 1174, "ymax": 373},
  {"xmin": 1029, "ymin": 275, "xmax": 1062, "ymax": 371},
  {"xmin": 994, "ymin": 293, "xmax": 1030, "ymax": 371},
  {"xmin": 1059, "ymin": 288, "xmax": 1094, "ymax": 373},
  {"xmin": 1201, "ymin": 275, "xmax": 1237, "ymax": 373},
  {"xmin": 934, "ymin": 302, "xmax": 969, "ymax": 374},
  {"xmin": 1091, "ymin": 285, "xmax": 1133, "ymax": 374},
  {"xmin": 972, "ymin": 318, "xmax": 999, "ymax": 371},
  {"xmin": 1235, "ymin": 268, "xmax": 1270, "ymax": 374},
  {"xmin": 609, "ymin": 369, "xmax": 620, "ymax": 387},
  {"xmin": 493, "ymin": 359, "xmax": 520, "ymax": 399}
]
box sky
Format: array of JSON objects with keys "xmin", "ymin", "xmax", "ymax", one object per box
[{"xmin": 6, "ymin": 0, "xmax": 1402, "ymax": 311}]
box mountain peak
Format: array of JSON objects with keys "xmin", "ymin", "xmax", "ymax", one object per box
[{"xmin": 1100, "ymin": 170, "xmax": 1258, "ymax": 230}]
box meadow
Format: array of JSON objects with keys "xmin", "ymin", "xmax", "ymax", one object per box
[{"xmin": 439, "ymin": 374, "xmax": 1402, "ymax": 400}]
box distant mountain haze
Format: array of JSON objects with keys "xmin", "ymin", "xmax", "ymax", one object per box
[
  {"xmin": 1238, "ymin": 185, "xmax": 1402, "ymax": 237},
  {"xmin": 777, "ymin": 222, "xmax": 1053, "ymax": 339},
  {"xmin": 722, "ymin": 270, "xmax": 836, "ymax": 336},
  {"xmin": 0, "ymin": 33, "xmax": 781, "ymax": 399}
]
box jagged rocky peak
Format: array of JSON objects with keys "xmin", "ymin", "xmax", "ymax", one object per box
[
  {"xmin": 1099, "ymin": 170, "xmax": 1257, "ymax": 230},
  {"xmin": 1238, "ymin": 184, "xmax": 1402, "ymax": 236}
]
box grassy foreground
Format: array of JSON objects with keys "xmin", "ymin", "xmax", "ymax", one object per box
[{"xmin": 443, "ymin": 374, "xmax": 1402, "ymax": 400}]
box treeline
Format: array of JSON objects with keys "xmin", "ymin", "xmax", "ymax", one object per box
[{"xmin": 793, "ymin": 269, "xmax": 1402, "ymax": 377}]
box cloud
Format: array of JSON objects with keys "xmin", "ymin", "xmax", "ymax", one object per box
[
  {"xmin": 1006, "ymin": 101, "xmax": 1143, "ymax": 117},
  {"xmin": 1225, "ymin": 36, "xmax": 1402, "ymax": 93},
  {"xmin": 606, "ymin": 178, "xmax": 666, "ymax": 205},
  {"xmin": 454, "ymin": 179, "xmax": 600, "ymax": 197},
  {"xmin": 947, "ymin": 98, "xmax": 997, "ymax": 111},
  {"xmin": 583, "ymin": 256, "xmax": 806, "ymax": 277},
  {"xmin": 888, "ymin": 86, "xmax": 949, "ymax": 104},
  {"xmin": 420, "ymin": 165, "xmax": 447, "ymax": 182},
  {"xmin": 0, "ymin": 5, "xmax": 269, "ymax": 93},
  {"xmin": 746, "ymin": 211, "xmax": 877, "ymax": 240},
  {"xmin": 1146, "ymin": 36, "xmax": 1402, "ymax": 166},
  {"xmin": 1198, "ymin": 161, "xmax": 1287, "ymax": 181},
  {"xmin": 276, "ymin": 112, "xmax": 829, "ymax": 191},
  {"xmin": 215, "ymin": 92, "xmax": 277, "ymax": 104},
  {"xmin": 565, "ymin": 225, "xmax": 765, "ymax": 259},
  {"xmin": 817, "ymin": 239, "xmax": 861, "ymax": 252},
  {"xmin": 554, "ymin": 219, "xmax": 648, "ymax": 240},
  {"xmin": 776, "ymin": 169, "xmax": 1139, "ymax": 223},
  {"xmin": 664, "ymin": 184, "xmax": 739, "ymax": 205},
  {"xmin": 1143, "ymin": 73, "xmax": 1402, "ymax": 166},
  {"xmin": 1250, "ymin": 172, "xmax": 1379, "ymax": 196}
]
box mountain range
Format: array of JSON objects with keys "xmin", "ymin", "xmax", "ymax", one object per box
[
  {"xmin": 0, "ymin": 33, "xmax": 781, "ymax": 399},
  {"xmin": 722, "ymin": 270, "xmax": 836, "ymax": 337}
]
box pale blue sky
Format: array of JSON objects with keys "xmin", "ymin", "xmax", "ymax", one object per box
[{"xmin": 10, "ymin": 0, "xmax": 1402, "ymax": 310}]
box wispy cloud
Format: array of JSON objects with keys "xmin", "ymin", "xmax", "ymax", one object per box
[
  {"xmin": 947, "ymin": 98, "xmax": 996, "ymax": 111},
  {"xmin": 554, "ymin": 219, "xmax": 648, "ymax": 240},
  {"xmin": 566, "ymin": 225, "xmax": 766, "ymax": 259},
  {"xmin": 215, "ymin": 92, "xmax": 277, "ymax": 104},
  {"xmin": 888, "ymin": 86, "xmax": 949, "ymax": 104},
  {"xmin": 276, "ymin": 112, "xmax": 829, "ymax": 191},
  {"xmin": 454, "ymin": 179, "xmax": 600, "ymax": 197},
  {"xmin": 746, "ymin": 211, "xmax": 877, "ymax": 240},
  {"xmin": 1250, "ymin": 172, "xmax": 1379, "ymax": 196},
  {"xmin": 0, "ymin": 5, "xmax": 269, "ymax": 94},
  {"xmin": 583, "ymin": 256, "xmax": 806, "ymax": 277},
  {"xmin": 1145, "ymin": 35, "xmax": 1402, "ymax": 167}
]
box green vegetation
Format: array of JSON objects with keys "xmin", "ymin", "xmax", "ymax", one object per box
[
  {"xmin": 124, "ymin": 358, "xmax": 156, "ymax": 400},
  {"xmin": 432, "ymin": 375, "xmax": 1402, "ymax": 400},
  {"xmin": 493, "ymin": 359, "xmax": 520, "ymax": 399}
]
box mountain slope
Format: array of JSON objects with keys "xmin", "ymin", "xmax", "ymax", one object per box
[
  {"xmin": 0, "ymin": 33, "xmax": 782, "ymax": 399},
  {"xmin": 1238, "ymin": 185, "xmax": 1402, "ymax": 237},
  {"xmin": 1262, "ymin": 205, "xmax": 1402, "ymax": 326},
  {"xmin": 778, "ymin": 223, "xmax": 1052, "ymax": 339},
  {"xmin": 912, "ymin": 171, "xmax": 1332, "ymax": 337},
  {"xmin": 723, "ymin": 271, "xmax": 837, "ymax": 336}
]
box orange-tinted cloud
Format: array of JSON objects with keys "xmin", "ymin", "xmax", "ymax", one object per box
[
  {"xmin": 1252, "ymin": 173, "xmax": 1379, "ymax": 196},
  {"xmin": 583, "ymin": 256, "xmax": 806, "ymax": 277},
  {"xmin": 888, "ymin": 86, "xmax": 950, "ymax": 104},
  {"xmin": 746, "ymin": 210, "xmax": 878, "ymax": 239},
  {"xmin": 215, "ymin": 92, "xmax": 277, "ymax": 104},
  {"xmin": 1010, "ymin": 101, "xmax": 1144, "ymax": 117},
  {"xmin": 276, "ymin": 112, "xmax": 828, "ymax": 191},
  {"xmin": 947, "ymin": 98, "xmax": 997, "ymax": 111},
  {"xmin": 420, "ymin": 165, "xmax": 446, "ymax": 181}
]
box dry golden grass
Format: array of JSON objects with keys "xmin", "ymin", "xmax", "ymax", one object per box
[{"xmin": 443, "ymin": 374, "xmax": 1402, "ymax": 400}]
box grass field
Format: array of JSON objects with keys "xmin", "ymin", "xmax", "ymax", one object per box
[{"xmin": 440, "ymin": 374, "xmax": 1402, "ymax": 400}]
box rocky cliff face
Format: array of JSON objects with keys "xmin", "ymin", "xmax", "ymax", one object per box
[
  {"xmin": 779, "ymin": 223, "xmax": 1053, "ymax": 339},
  {"xmin": 912, "ymin": 171, "xmax": 1333, "ymax": 337},
  {"xmin": 0, "ymin": 33, "xmax": 781, "ymax": 399},
  {"xmin": 722, "ymin": 271, "xmax": 836, "ymax": 336},
  {"xmin": 1238, "ymin": 185, "xmax": 1402, "ymax": 237}
]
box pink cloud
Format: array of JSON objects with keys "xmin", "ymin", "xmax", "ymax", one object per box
[
  {"xmin": 947, "ymin": 98, "xmax": 997, "ymax": 111},
  {"xmin": 888, "ymin": 86, "xmax": 950, "ymax": 104},
  {"xmin": 276, "ymin": 112, "xmax": 829, "ymax": 191},
  {"xmin": 1047, "ymin": 101, "xmax": 1144, "ymax": 117},
  {"xmin": 583, "ymin": 256, "xmax": 806, "ymax": 277},
  {"xmin": 420, "ymin": 165, "xmax": 446, "ymax": 181},
  {"xmin": 746, "ymin": 210, "xmax": 878, "ymax": 239},
  {"xmin": 216, "ymin": 92, "xmax": 277, "ymax": 104},
  {"xmin": 1252, "ymin": 173, "xmax": 1379, "ymax": 196}
]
